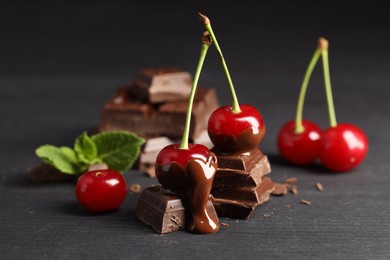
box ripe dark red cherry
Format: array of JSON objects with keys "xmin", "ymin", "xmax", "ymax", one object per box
[
  {"xmin": 277, "ymin": 120, "xmax": 322, "ymax": 165},
  {"xmin": 319, "ymin": 124, "xmax": 368, "ymax": 172},
  {"xmin": 75, "ymin": 169, "xmax": 127, "ymax": 212},
  {"xmin": 208, "ymin": 104, "xmax": 265, "ymax": 154}
]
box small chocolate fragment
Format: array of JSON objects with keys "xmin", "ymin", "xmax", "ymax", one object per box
[
  {"xmin": 100, "ymin": 87, "xmax": 219, "ymax": 140},
  {"xmin": 129, "ymin": 183, "xmax": 142, "ymax": 194},
  {"xmin": 26, "ymin": 164, "xmax": 75, "ymax": 183},
  {"xmin": 135, "ymin": 186, "xmax": 218, "ymax": 234},
  {"xmin": 272, "ymin": 182, "xmax": 289, "ymax": 196},
  {"xmin": 130, "ymin": 68, "xmax": 192, "ymax": 103},
  {"xmin": 213, "ymin": 155, "xmax": 271, "ymax": 188},
  {"xmin": 211, "ymin": 148, "xmax": 265, "ymax": 172},
  {"xmin": 300, "ymin": 199, "xmax": 311, "ymax": 205},
  {"xmin": 290, "ymin": 186, "xmax": 298, "ymax": 195},
  {"xmin": 285, "ymin": 177, "xmax": 297, "ymax": 184},
  {"xmin": 315, "ymin": 182, "xmax": 324, "ymax": 191}
]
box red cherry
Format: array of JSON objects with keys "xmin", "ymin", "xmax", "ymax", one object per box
[
  {"xmin": 208, "ymin": 104, "xmax": 265, "ymax": 153},
  {"xmin": 319, "ymin": 124, "xmax": 368, "ymax": 172},
  {"xmin": 75, "ymin": 169, "xmax": 127, "ymax": 212},
  {"xmin": 277, "ymin": 120, "xmax": 322, "ymax": 165}
]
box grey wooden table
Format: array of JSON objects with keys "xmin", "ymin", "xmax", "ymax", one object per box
[{"xmin": 1, "ymin": 1, "xmax": 389, "ymax": 259}]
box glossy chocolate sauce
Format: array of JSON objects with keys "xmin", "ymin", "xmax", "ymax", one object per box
[
  {"xmin": 155, "ymin": 153, "xmax": 219, "ymax": 234},
  {"xmin": 209, "ymin": 126, "xmax": 266, "ymax": 155}
]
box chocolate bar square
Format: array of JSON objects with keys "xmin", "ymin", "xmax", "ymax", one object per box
[
  {"xmin": 213, "ymin": 155, "xmax": 271, "ymax": 188},
  {"xmin": 130, "ymin": 68, "xmax": 192, "ymax": 103},
  {"xmin": 135, "ymin": 186, "xmax": 218, "ymax": 234},
  {"xmin": 100, "ymin": 87, "xmax": 219, "ymax": 140},
  {"xmin": 211, "ymin": 148, "xmax": 265, "ymax": 172}
]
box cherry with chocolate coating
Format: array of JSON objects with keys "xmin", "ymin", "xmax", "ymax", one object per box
[
  {"xmin": 319, "ymin": 124, "xmax": 368, "ymax": 172},
  {"xmin": 208, "ymin": 104, "xmax": 265, "ymax": 154},
  {"xmin": 75, "ymin": 169, "xmax": 127, "ymax": 212},
  {"xmin": 277, "ymin": 120, "xmax": 322, "ymax": 165}
]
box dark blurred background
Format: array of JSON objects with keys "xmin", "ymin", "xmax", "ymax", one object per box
[{"xmin": 1, "ymin": 0, "xmax": 389, "ymax": 168}]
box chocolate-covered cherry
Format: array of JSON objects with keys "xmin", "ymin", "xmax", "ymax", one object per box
[
  {"xmin": 155, "ymin": 33, "xmax": 219, "ymax": 234},
  {"xmin": 75, "ymin": 169, "xmax": 127, "ymax": 212},
  {"xmin": 278, "ymin": 120, "xmax": 322, "ymax": 165},
  {"xmin": 199, "ymin": 13, "xmax": 265, "ymax": 154},
  {"xmin": 208, "ymin": 104, "xmax": 265, "ymax": 154}
]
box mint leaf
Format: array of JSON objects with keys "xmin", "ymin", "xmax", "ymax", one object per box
[
  {"xmin": 74, "ymin": 132, "xmax": 100, "ymax": 165},
  {"xmin": 35, "ymin": 145, "xmax": 81, "ymax": 174},
  {"xmin": 91, "ymin": 131, "xmax": 145, "ymax": 172}
]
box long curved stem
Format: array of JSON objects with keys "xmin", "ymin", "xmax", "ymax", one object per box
[
  {"xmin": 321, "ymin": 49, "xmax": 338, "ymax": 127},
  {"xmin": 180, "ymin": 35, "xmax": 211, "ymax": 150},
  {"xmin": 199, "ymin": 13, "xmax": 241, "ymax": 114},
  {"xmin": 294, "ymin": 49, "xmax": 322, "ymax": 134}
]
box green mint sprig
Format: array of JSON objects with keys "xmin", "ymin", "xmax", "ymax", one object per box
[{"xmin": 36, "ymin": 131, "xmax": 145, "ymax": 175}]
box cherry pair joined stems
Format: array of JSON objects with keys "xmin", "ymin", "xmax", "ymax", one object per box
[
  {"xmin": 199, "ymin": 12, "xmax": 241, "ymax": 114},
  {"xmin": 295, "ymin": 37, "xmax": 337, "ymax": 133}
]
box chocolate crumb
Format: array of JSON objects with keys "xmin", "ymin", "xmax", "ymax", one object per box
[
  {"xmin": 285, "ymin": 177, "xmax": 297, "ymax": 184},
  {"xmin": 315, "ymin": 182, "xmax": 324, "ymax": 191},
  {"xmin": 263, "ymin": 213, "xmax": 271, "ymax": 218},
  {"xmin": 300, "ymin": 199, "xmax": 311, "ymax": 205},
  {"xmin": 272, "ymin": 182, "xmax": 288, "ymax": 196},
  {"xmin": 221, "ymin": 223, "xmax": 229, "ymax": 227},
  {"xmin": 129, "ymin": 183, "xmax": 142, "ymax": 194},
  {"xmin": 170, "ymin": 215, "xmax": 181, "ymax": 225},
  {"xmin": 290, "ymin": 186, "xmax": 298, "ymax": 195},
  {"xmin": 286, "ymin": 205, "xmax": 291, "ymax": 208}
]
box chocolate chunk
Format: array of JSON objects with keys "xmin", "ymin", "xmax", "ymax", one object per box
[
  {"xmin": 213, "ymin": 155, "xmax": 271, "ymax": 188},
  {"xmin": 272, "ymin": 182, "xmax": 289, "ymax": 196},
  {"xmin": 100, "ymin": 87, "xmax": 219, "ymax": 140},
  {"xmin": 135, "ymin": 186, "xmax": 218, "ymax": 234},
  {"xmin": 26, "ymin": 164, "xmax": 75, "ymax": 183},
  {"xmin": 211, "ymin": 177, "xmax": 275, "ymax": 205},
  {"xmin": 130, "ymin": 68, "xmax": 192, "ymax": 103},
  {"xmin": 211, "ymin": 148, "xmax": 265, "ymax": 172},
  {"xmin": 212, "ymin": 180, "xmax": 274, "ymax": 219}
]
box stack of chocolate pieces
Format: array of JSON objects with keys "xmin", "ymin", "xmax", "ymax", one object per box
[
  {"xmin": 211, "ymin": 149, "xmax": 275, "ymax": 219},
  {"xmin": 99, "ymin": 68, "xmax": 219, "ymax": 175}
]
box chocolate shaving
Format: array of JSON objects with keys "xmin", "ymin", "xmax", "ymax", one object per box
[
  {"xmin": 271, "ymin": 182, "xmax": 288, "ymax": 196},
  {"xmin": 315, "ymin": 182, "xmax": 324, "ymax": 191},
  {"xmin": 170, "ymin": 215, "xmax": 181, "ymax": 225},
  {"xmin": 290, "ymin": 186, "xmax": 298, "ymax": 195},
  {"xmin": 129, "ymin": 183, "xmax": 142, "ymax": 194},
  {"xmin": 221, "ymin": 222, "xmax": 229, "ymax": 227},
  {"xmin": 300, "ymin": 199, "xmax": 311, "ymax": 205},
  {"xmin": 285, "ymin": 177, "xmax": 297, "ymax": 184}
]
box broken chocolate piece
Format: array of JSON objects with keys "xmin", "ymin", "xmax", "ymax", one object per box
[
  {"xmin": 212, "ymin": 181, "xmax": 274, "ymax": 219},
  {"xmin": 211, "ymin": 148, "xmax": 265, "ymax": 172},
  {"xmin": 26, "ymin": 164, "xmax": 75, "ymax": 183},
  {"xmin": 100, "ymin": 87, "xmax": 219, "ymax": 140},
  {"xmin": 130, "ymin": 68, "xmax": 192, "ymax": 103},
  {"xmin": 211, "ymin": 177, "xmax": 275, "ymax": 205},
  {"xmin": 272, "ymin": 182, "xmax": 289, "ymax": 196},
  {"xmin": 213, "ymin": 155, "xmax": 271, "ymax": 188},
  {"xmin": 135, "ymin": 186, "xmax": 218, "ymax": 234}
]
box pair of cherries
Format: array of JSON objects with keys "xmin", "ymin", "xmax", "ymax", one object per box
[
  {"xmin": 156, "ymin": 14, "xmax": 265, "ymax": 234},
  {"xmin": 278, "ymin": 37, "xmax": 368, "ymax": 172}
]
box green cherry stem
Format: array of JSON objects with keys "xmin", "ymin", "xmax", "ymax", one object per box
[
  {"xmin": 294, "ymin": 47, "xmax": 322, "ymax": 134},
  {"xmin": 180, "ymin": 32, "xmax": 212, "ymax": 150},
  {"xmin": 198, "ymin": 12, "xmax": 241, "ymax": 114},
  {"xmin": 319, "ymin": 37, "xmax": 338, "ymax": 128}
]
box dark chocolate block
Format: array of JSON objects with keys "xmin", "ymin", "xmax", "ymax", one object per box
[
  {"xmin": 135, "ymin": 186, "xmax": 218, "ymax": 234},
  {"xmin": 100, "ymin": 87, "xmax": 219, "ymax": 140},
  {"xmin": 130, "ymin": 68, "xmax": 192, "ymax": 104},
  {"xmin": 212, "ymin": 177, "xmax": 275, "ymax": 219},
  {"xmin": 211, "ymin": 177, "xmax": 275, "ymax": 205},
  {"xmin": 213, "ymin": 155, "xmax": 271, "ymax": 188},
  {"xmin": 211, "ymin": 148, "xmax": 264, "ymax": 172}
]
